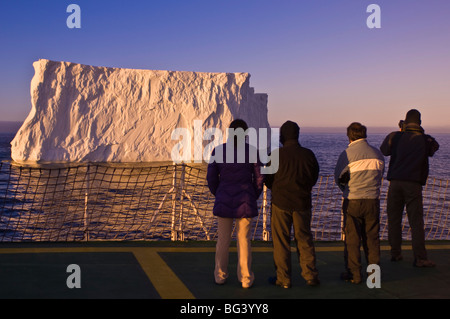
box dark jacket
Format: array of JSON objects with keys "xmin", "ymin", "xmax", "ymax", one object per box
[
  {"xmin": 265, "ymin": 139, "xmax": 319, "ymax": 211},
  {"xmin": 380, "ymin": 123, "xmax": 439, "ymax": 185},
  {"xmin": 207, "ymin": 142, "xmax": 264, "ymax": 218}
]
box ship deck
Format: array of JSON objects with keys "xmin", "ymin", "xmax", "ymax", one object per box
[{"xmin": 0, "ymin": 240, "xmax": 449, "ymax": 301}]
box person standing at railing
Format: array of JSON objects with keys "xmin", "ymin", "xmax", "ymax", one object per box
[
  {"xmin": 206, "ymin": 119, "xmax": 264, "ymax": 289},
  {"xmin": 334, "ymin": 122, "xmax": 385, "ymax": 284},
  {"xmin": 264, "ymin": 120, "xmax": 320, "ymax": 288},
  {"xmin": 380, "ymin": 109, "xmax": 439, "ymax": 267}
]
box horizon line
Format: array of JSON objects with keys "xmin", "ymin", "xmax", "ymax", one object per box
[{"xmin": 1, "ymin": 121, "xmax": 449, "ymax": 134}]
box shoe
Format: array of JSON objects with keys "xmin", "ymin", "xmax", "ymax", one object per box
[
  {"xmin": 340, "ymin": 271, "xmax": 353, "ymax": 281},
  {"xmin": 350, "ymin": 278, "xmax": 362, "ymax": 284},
  {"xmin": 268, "ymin": 276, "xmax": 290, "ymax": 289},
  {"xmin": 215, "ymin": 278, "xmax": 227, "ymax": 285},
  {"xmin": 414, "ymin": 259, "xmax": 436, "ymax": 268},
  {"xmin": 341, "ymin": 270, "xmax": 361, "ymax": 284},
  {"xmin": 306, "ymin": 278, "xmax": 320, "ymax": 286},
  {"xmin": 242, "ymin": 281, "xmax": 253, "ymax": 289},
  {"xmin": 391, "ymin": 255, "xmax": 403, "ymax": 262}
]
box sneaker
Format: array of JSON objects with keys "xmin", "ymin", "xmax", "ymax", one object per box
[
  {"xmin": 414, "ymin": 259, "xmax": 436, "ymax": 268},
  {"xmin": 268, "ymin": 276, "xmax": 290, "ymax": 289}
]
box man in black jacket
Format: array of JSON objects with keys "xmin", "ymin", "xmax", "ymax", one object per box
[
  {"xmin": 265, "ymin": 120, "xmax": 320, "ymax": 287},
  {"xmin": 380, "ymin": 109, "xmax": 439, "ymax": 267}
]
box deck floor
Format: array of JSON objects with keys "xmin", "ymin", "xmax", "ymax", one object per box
[{"xmin": 0, "ymin": 241, "xmax": 449, "ymax": 301}]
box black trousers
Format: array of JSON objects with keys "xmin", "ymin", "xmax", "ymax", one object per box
[
  {"xmin": 386, "ymin": 180, "xmax": 427, "ymax": 261},
  {"xmin": 271, "ymin": 204, "xmax": 319, "ymax": 284},
  {"xmin": 343, "ymin": 198, "xmax": 380, "ymax": 280}
]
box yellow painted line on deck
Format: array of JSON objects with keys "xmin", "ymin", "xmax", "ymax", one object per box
[
  {"xmin": 131, "ymin": 248, "xmax": 195, "ymax": 299},
  {"xmin": 0, "ymin": 244, "xmax": 449, "ymax": 299},
  {"xmin": 0, "ymin": 246, "xmax": 194, "ymax": 299}
]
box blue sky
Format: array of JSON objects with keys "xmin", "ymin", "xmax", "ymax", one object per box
[{"xmin": 1, "ymin": 0, "xmax": 450, "ymax": 131}]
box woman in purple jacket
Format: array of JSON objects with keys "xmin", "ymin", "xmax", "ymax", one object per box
[{"xmin": 207, "ymin": 119, "xmax": 264, "ymax": 288}]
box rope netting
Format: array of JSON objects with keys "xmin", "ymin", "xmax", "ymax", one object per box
[{"xmin": 0, "ymin": 162, "xmax": 449, "ymax": 242}]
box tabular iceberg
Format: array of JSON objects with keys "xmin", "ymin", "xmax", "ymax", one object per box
[{"xmin": 11, "ymin": 59, "xmax": 270, "ymax": 163}]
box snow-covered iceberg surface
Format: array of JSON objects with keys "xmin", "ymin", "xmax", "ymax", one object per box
[{"xmin": 11, "ymin": 59, "xmax": 270, "ymax": 163}]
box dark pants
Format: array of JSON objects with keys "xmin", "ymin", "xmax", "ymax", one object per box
[
  {"xmin": 271, "ymin": 204, "xmax": 319, "ymax": 285},
  {"xmin": 342, "ymin": 199, "xmax": 369, "ymax": 271},
  {"xmin": 386, "ymin": 180, "xmax": 427, "ymax": 261},
  {"xmin": 344, "ymin": 198, "xmax": 380, "ymax": 281}
]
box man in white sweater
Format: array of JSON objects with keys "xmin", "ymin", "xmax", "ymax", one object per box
[{"xmin": 334, "ymin": 122, "xmax": 385, "ymax": 284}]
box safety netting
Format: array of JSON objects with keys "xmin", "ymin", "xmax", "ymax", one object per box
[{"xmin": 0, "ymin": 162, "xmax": 449, "ymax": 242}]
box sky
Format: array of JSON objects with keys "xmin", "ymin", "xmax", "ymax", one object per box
[{"xmin": 1, "ymin": 0, "xmax": 450, "ymax": 131}]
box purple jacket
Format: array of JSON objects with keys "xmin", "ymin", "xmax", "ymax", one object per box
[{"xmin": 206, "ymin": 143, "xmax": 264, "ymax": 218}]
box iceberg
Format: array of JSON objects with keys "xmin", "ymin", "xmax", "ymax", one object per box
[{"xmin": 11, "ymin": 59, "xmax": 270, "ymax": 163}]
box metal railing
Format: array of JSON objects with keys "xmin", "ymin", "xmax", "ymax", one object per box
[{"xmin": 0, "ymin": 162, "xmax": 448, "ymax": 242}]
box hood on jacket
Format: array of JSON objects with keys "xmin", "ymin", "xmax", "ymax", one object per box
[
  {"xmin": 404, "ymin": 122, "xmax": 425, "ymax": 134},
  {"xmin": 280, "ymin": 121, "xmax": 300, "ymax": 145}
]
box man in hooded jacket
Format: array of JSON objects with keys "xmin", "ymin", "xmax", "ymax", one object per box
[{"xmin": 265, "ymin": 120, "xmax": 320, "ymax": 287}]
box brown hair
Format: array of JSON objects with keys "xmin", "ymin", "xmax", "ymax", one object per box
[{"xmin": 347, "ymin": 122, "xmax": 367, "ymax": 142}]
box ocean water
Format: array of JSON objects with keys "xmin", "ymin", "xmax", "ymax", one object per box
[
  {"xmin": 0, "ymin": 131, "xmax": 449, "ymax": 241},
  {"xmin": 0, "ymin": 133, "xmax": 14, "ymax": 163},
  {"xmin": 1, "ymin": 131, "xmax": 449, "ymax": 179},
  {"xmin": 299, "ymin": 132, "xmax": 450, "ymax": 180}
]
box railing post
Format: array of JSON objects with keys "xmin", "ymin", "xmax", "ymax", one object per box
[
  {"xmin": 177, "ymin": 163, "xmax": 186, "ymax": 241},
  {"xmin": 170, "ymin": 163, "xmax": 178, "ymax": 241},
  {"xmin": 340, "ymin": 197, "xmax": 345, "ymax": 242},
  {"xmin": 262, "ymin": 185, "xmax": 270, "ymax": 241},
  {"xmin": 84, "ymin": 164, "xmax": 90, "ymax": 241}
]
